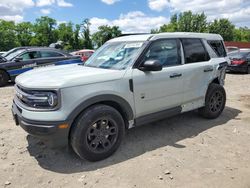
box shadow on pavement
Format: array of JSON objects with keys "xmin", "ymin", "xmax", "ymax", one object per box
[{"xmin": 26, "ymin": 106, "xmax": 241, "ymax": 174}]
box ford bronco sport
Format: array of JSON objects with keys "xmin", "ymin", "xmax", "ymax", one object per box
[{"xmin": 12, "ymin": 32, "xmax": 228, "ymax": 161}]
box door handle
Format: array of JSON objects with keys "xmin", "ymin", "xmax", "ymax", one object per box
[
  {"xmin": 170, "ymin": 73, "xmax": 182, "ymax": 78},
  {"xmin": 204, "ymin": 67, "xmax": 214, "ymax": 72}
]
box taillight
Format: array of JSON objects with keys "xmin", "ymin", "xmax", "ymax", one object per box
[{"xmin": 231, "ymin": 60, "xmax": 246, "ymax": 65}]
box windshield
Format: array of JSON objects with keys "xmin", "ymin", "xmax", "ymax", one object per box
[
  {"xmin": 84, "ymin": 42, "xmax": 144, "ymax": 70},
  {"xmin": 5, "ymin": 49, "xmax": 25, "ymax": 61},
  {"xmin": 228, "ymin": 51, "xmax": 249, "ymax": 59}
]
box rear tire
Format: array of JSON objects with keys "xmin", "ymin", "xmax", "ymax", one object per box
[
  {"xmin": 198, "ymin": 83, "xmax": 226, "ymax": 119},
  {"xmin": 70, "ymin": 104, "xmax": 125, "ymax": 161},
  {"xmin": 0, "ymin": 70, "xmax": 9, "ymax": 87},
  {"xmin": 247, "ymin": 66, "xmax": 250, "ymax": 74}
]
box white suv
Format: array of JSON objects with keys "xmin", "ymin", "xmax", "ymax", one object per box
[{"xmin": 12, "ymin": 32, "xmax": 228, "ymax": 161}]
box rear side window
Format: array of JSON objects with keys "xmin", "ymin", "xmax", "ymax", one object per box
[
  {"xmin": 40, "ymin": 51, "xmax": 64, "ymax": 58},
  {"xmin": 208, "ymin": 40, "xmax": 227, "ymax": 57},
  {"xmin": 181, "ymin": 38, "xmax": 210, "ymax": 64}
]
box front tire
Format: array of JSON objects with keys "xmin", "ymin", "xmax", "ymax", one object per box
[
  {"xmin": 199, "ymin": 83, "xmax": 226, "ymax": 119},
  {"xmin": 70, "ymin": 105, "xmax": 125, "ymax": 161},
  {"xmin": 0, "ymin": 70, "xmax": 9, "ymax": 87}
]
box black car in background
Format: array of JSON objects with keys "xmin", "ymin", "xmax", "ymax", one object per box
[
  {"xmin": 0, "ymin": 47, "xmax": 82, "ymax": 86},
  {"xmin": 227, "ymin": 50, "xmax": 250, "ymax": 74},
  {"xmin": 1, "ymin": 47, "xmax": 32, "ymax": 58}
]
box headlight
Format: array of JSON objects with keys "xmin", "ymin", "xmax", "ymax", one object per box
[
  {"xmin": 28, "ymin": 91, "xmax": 58, "ymax": 108},
  {"xmin": 15, "ymin": 85, "xmax": 59, "ymax": 110}
]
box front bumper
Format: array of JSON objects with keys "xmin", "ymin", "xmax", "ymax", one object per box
[{"xmin": 12, "ymin": 101, "xmax": 70, "ymax": 147}]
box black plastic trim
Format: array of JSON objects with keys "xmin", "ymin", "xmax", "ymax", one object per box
[
  {"xmin": 135, "ymin": 106, "xmax": 182, "ymax": 126},
  {"xmin": 129, "ymin": 79, "xmax": 134, "ymax": 92},
  {"xmin": 12, "ymin": 102, "xmax": 69, "ymax": 147},
  {"xmin": 67, "ymin": 94, "xmax": 134, "ymax": 122}
]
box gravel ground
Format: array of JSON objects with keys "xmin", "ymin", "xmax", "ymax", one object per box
[{"xmin": 0, "ymin": 73, "xmax": 250, "ymax": 188}]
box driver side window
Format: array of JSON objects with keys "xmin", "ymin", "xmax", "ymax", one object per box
[
  {"xmin": 19, "ymin": 51, "xmax": 40, "ymax": 60},
  {"xmin": 144, "ymin": 39, "xmax": 181, "ymax": 67}
]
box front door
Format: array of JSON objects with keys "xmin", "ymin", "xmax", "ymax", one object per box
[
  {"xmin": 132, "ymin": 39, "xmax": 185, "ymax": 118},
  {"xmin": 7, "ymin": 51, "xmax": 40, "ymax": 77}
]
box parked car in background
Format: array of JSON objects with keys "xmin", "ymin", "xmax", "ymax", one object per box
[
  {"xmin": 1, "ymin": 47, "xmax": 36, "ymax": 58},
  {"xmin": 0, "ymin": 47, "xmax": 82, "ymax": 86},
  {"xmin": 0, "ymin": 52, "xmax": 7, "ymax": 56},
  {"xmin": 71, "ymin": 49, "xmax": 95, "ymax": 62},
  {"xmin": 227, "ymin": 49, "xmax": 250, "ymax": 74},
  {"xmin": 226, "ymin": 46, "xmax": 239, "ymax": 53}
]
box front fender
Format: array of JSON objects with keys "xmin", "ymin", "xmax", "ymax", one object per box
[{"xmin": 67, "ymin": 94, "xmax": 134, "ymax": 124}]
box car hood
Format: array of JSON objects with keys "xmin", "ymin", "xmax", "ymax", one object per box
[{"xmin": 15, "ymin": 64, "xmax": 126, "ymax": 89}]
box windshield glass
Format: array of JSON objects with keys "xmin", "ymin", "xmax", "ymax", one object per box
[
  {"xmin": 228, "ymin": 51, "xmax": 249, "ymax": 59},
  {"xmin": 5, "ymin": 49, "xmax": 25, "ymax": 61},
  {"xmin": 84, "ymin": 42, "xmax": 144, "ymax": 70}
]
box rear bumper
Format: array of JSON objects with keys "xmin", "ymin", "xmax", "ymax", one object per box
[
  {"xmin": 227, "ymin": 65, "xmax": 247, "ymax": 73},
  {"xmin": 12, "ymin": 101, "xmax": 70, "ymax": 147}
]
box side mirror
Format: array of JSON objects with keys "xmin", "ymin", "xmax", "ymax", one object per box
[
  {"xmin": 139, "ymin": 60, "xmax": 162, "ymax": 72},
  {"xmin": 14, "ymin": 57, "xmax": 23, "ymax": 62}
]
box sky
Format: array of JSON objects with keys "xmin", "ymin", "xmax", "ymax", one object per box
[{"xmin": 0, "ymin": 0, "xmax": 250, "ymax": 33}]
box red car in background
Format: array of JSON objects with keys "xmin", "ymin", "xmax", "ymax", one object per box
[
  {"xmin": 72, "ymin": 49, "xmax": 95, "ymax": 62},
  {"xmin": 227, "ymin": 49, "xmax": 250, "ymax": 74}
]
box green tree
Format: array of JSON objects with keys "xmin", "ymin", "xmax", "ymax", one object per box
[
  {"xmin": 0, "ymin": 20, "xmax": 19, "ymax": 51},
  {"xmin": 73, "ymin": 24, "xmax": 83, "ymax": 49},
  {"xmin": 16, "ymin": 22, "xmax": 33, "ymax": 46},
  {"xmin": 81, "ymin": 19, "xmax": 93, "ymax": 49},
  {"xmin": 233, "ymin": 27, "xmax": 250, "ymax": 42},
  {"xmin": 208, "ymin": 19, "xmax": 235, "ymax": 41},
  {"xmin": 92, "ymin": 25, "xmax": 122, "ymax": 48},
  {"xmin": 57, "ymin": 22, "xmax": 74, "ymax": 50},
  {"xmin": 31, "ymin": 16, "xmax": 58, "ymax": 46},
  {"xmin": 157, "ymin": 11, "xmax": 207, "ymax": 33}
]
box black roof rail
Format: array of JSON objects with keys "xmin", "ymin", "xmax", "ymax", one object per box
[{"xmin": 119, "ymin": 33, "xmax": 150, "ymax": 37}]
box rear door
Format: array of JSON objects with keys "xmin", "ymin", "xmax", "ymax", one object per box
[
  {"xmin": 34, "ymin": 50, "xmax": 67, "ymax": 68},
  {"xmin": 180, "ymin": 38, "xmax": 216, "ymax": 106}
]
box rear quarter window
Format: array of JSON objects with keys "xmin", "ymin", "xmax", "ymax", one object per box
[
  {"xmin": 40, "ymin": 51, "xmax": 64, "ymax": 58},
  {"xmin": 181, "ymin": 38, "xmax": 210, "ymax": 64},
  {"xmin": 208, "ymin": 40, "xmax": 227, "ymax": 57}
]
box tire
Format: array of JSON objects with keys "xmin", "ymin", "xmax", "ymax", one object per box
[
  {"xmin": 70, "ymin": 104, "xmax": 125, "ymax": 161},
  {"xmin": 198, "ymin": 83, "xmax": 226, "ymax": 119},
  {"xmin": 247, "ymin": 66, "xmax": 250, "ymax": 74},
  {"xmin": 0, "ymin": 70, "xmax": 9, "ymax": 87}
]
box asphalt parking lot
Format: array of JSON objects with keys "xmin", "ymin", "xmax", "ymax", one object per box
[{"xmin": 0, "ymin": 73, "xmax": 250, "ymax": 188}]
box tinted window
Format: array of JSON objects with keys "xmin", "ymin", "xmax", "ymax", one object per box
[
  {"xmin": 208, "ymin": 40, "xmax": 227, "ymax": 57},
  {"xmin": 228, "ymin": 51, "xmax": 250, "ymax": 59},
  {"xmin": 144, "ymin": 39, "xmax": 180, "ymax": 67},
  {"xmin": 19, "ymin": 51, "xmax": 40, "ymax": 60},
  {"xmin": 182, "ymin": 39, "xmax": 210, "ymax": 64},
  {"xmin": 40, "ymin": 51, "xmax": 64, "ymax": 58}
]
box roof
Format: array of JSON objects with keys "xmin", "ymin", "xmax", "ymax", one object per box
[
  {"xmin": 108, "ymin": 32, "xmax": 223, "ymax": 42},
  {"xmin": 22, "ymin": 47, "xmax": 71, "ymax": 56},
  {"xmin": 25, "ymin": 47, "xmax": 59, "ymax": 51},
  {"xmin": 75, "ymin": 49, "xmax": 95, "ymax": 53}
]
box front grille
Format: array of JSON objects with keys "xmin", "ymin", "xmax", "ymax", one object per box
[{"xmin": 15, "ymin": 85, "xmax": 33, "ymax": 107}]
